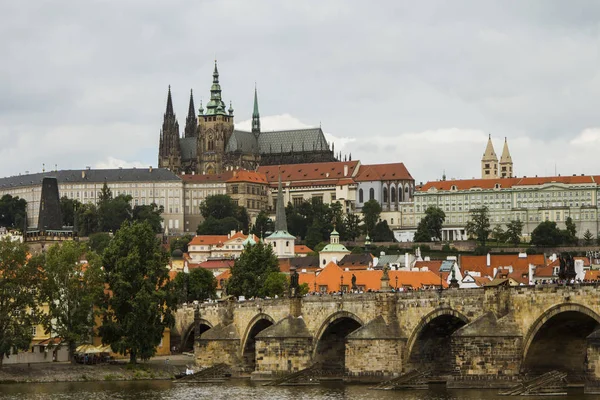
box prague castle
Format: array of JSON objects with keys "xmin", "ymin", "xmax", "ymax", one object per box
[
  {"xmin": 481, "ymin": 135, "xmax": 513, "ymax": 179},
  {"xmin": 158, "ymin": 62, "xmax": 337, "ymax": 175}
]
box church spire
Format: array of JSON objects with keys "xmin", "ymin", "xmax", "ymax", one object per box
[
  {"xmin": 165, "ymin": 85, "xmax": 174, "ymax": 116},
  {"xmin": 206, "ymin": 60, "xmax": 227, "ymax": 115},
  {"xmin": 481, "ymin": 134, "xmax": 498, "ymax": 179},
  {"xmin": 184, "ymin": 89, "xmax": 197, "ymax": 138},
  {"xmin": 499, "ymin": 137, "xmax": 513, "ymax": 178},
  {"xmin": 252, "ymin": 85, "xmax": 261, "ymax": 135},
  {"xmin": 274, "ymin": 172, "xmax": 287, "ymax": 233}
]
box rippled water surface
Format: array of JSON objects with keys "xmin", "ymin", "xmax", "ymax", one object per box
[{"xmin": 0, "ymin": 380, "xmax": 599, "ymax": 400}]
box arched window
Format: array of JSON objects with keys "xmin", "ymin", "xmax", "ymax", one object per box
[
  {"xmin": 398, "ymin": 186, "xmax": 403, "ymax": 202},
  {"xmin": 359, "ymin": 188, "xmax": 364, "ymax": 203},
  {"xmin": 391, "ymin": 187, "xmax": 396, "ymax": 203},
  {"xmin": 383, "ymin": 187, "xmax": 388, "ymax": 203},
  {"xmin": 369, "ymin": 188, "xmax": 375, "ymax": 201},
  {"xmin": 285, "ymin": 241, "xmax": 289, "ymax": 247}
]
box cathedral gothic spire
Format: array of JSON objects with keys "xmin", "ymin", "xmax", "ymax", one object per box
[
  {"xmin": 184, "ymin": 89, "xmax": 197, "ymax": 138},
  {"xmin": 252, "ymin": 85, "xmax": 261, "ymax": 136},
  {"xmin": 158, "ymin": 85, "xmax": 181, "ymax": 170}
]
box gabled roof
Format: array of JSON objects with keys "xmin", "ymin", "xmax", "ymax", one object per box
[
  {"xmin": 375, "ymin": 254, "xmax": 403, "ymax": 267},
  {"xmin": 413, "ymin": 260, "xmax": 443, "ymax": 272},
  {"xmin": 189, "ymin": 235, "xmax": 229, "ymax": 246},
  {"xmin": 199, "ymin": 259, "xmax": 235, "ymax": 270},
  {"xmin": 294, "ymin": 245, "xmax": 313, "ymax": 254},
  {"xmin": 338, "ymin": 253, "xmax": 374, "ymax": 268},
  {"xmin": 258, "ymin": 161, "xmax": 359, "ymax": 185},
  {"xmin": 258, "ymin": 128, "xmax": 329, "ymax": 154},
  {"xmin": 355, "ymin": 163, "xmax": 413, "ymax": 182},
  {"xmin": 226, "ymin": 170, "xmax": 268, "ymax": 184}
]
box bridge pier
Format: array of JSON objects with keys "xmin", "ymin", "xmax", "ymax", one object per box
[{"xmin": 196, "ymin": 323, "xmax": 241, "ymax": 370}]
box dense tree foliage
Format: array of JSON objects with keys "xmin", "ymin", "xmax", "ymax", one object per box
[
  {"xmin": 197, "ymin": 195, "xmax": 249, "ymax": 234},
  {"xmin": 227, "ymin": 241, "xmax": 279, "ymax": 298},
  {"xmin": 250, "ymin": 211, "xmax": 275, "ymax": 238},
  {"xmin": 98, "ymin": 194, "xmax": 133, "ymax": 233},
  {"xmin": 563, "ymin": 217, "xmax": 578, "ymax": 245},
  {"xmin": 76, "ymin": 203, "xmax": 99, "ymax": 236},
  {"xmin": 465, "ymin": 206, "xmax": 491, "ymax": 247},
  {"xmin": 344, "ymin": 213, "xmax": 362, "ymax": 241},
  {"xmin": 0, "ymin": 239, "xmax": 42, "ymax": 366},
  {"xmin": 530, "ymin": 221, "xmax": 563, "ymax": 247},
  {"xmin": 583, "ymin": 229, "xmax": 594, "ymax": 245},
  {"xmin": 99, "ymin": 221, "xmax": 176, "ymax": 363},
  {"xmin": 60, "ymin": 197, "xmax": 81, "ymax": 227},
  {"xmin": 361, "ymin": 200, "xmax": 382, "ymax": 235},
  {"xmin": 262, "ymin": 272, "xmax": 289, "ymax": 298},
  {"xmin": 413, "ymin": 206, "xmax": 445, "ymax": 242},
  {"xmin": 491, "ymin": 225, "xmax": 506, "ymax": 243},
  {"xmin": 132, "ymin": 203, "xmax": 163, "ymax": 233},
  {"xmin": 88, "ymin": 232, "xmax": 112, "ymax": 255},
  {"xmin": 172, "ymin": 268, "xmax": 217, "ymax": 304},
  {"xmin": 0, "ymin": 194, "xmax": 27, "ymax": 231},
  {"xmin": 170, "ymin": 234, "xmax": 193, "ymax": 253},
  {"xmin": 505, "ymin": 220, "xmax": 524, "ymax": 246},
  {"xmin": 372, "ymin": 220, "xmax": 394, "ymax": 242},
  {"xmin": 40, "ymin": 241, "xmax": 104, "ymax": 362}
]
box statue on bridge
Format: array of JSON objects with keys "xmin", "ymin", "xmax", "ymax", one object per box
[
  {"xmin": 289, "ymin": 267, "xmax": 300, "ymax": 298},
  {"xmin": 351, "ymin": 274, "xmax": 357, "ymax": 291},
  {"xmin": 558, "ymin": 253, "xmax": 577, "ymax": 282}
]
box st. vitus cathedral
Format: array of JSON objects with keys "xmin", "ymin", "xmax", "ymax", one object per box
[{"xmin": 158, "ymin": 62, "xmax": 338, "ymax": 175}]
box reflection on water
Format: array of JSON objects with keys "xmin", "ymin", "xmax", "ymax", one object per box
[{"xmin": 0, "ymin": 380, "xmax": 598, "ymax": 400}]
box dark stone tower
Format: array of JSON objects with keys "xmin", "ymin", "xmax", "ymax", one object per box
[
  {"xmin": 37, "ymin": 177, "xmax": 63, "ymax": 232},
  {"xmin": 158, "ymin": 86, "xmax": 182, "ymax": 172},
  {"xmin": 184, "ymin": 89, "xmax": 198, "ymax": 138}
]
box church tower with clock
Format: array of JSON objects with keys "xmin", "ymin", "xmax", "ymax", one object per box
[{"xmin": 196, "ymin": 61, "xmax": 235, "ymax": 175}]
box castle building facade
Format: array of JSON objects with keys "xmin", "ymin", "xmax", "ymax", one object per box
[{"xmin": 158, "ymin": 62, "xmax": 336, "ymax": 175}]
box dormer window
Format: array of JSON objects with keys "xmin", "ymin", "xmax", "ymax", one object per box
[
  {"xmin": 495, "ymin": 183, "xmax": 501, "ymax": 189},
  {"xmin": 451, "ymin": 185, "xmax": 457, "ymax": 191}
]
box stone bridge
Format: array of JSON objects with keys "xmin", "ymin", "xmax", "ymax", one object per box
[{"xmin": 173, "ymin": 285, "xmax": 600, "ymax": 385}]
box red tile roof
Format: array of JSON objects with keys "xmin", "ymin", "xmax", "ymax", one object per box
[
  {"xmin": 298, "ymin": 262, "xmax": 446, "ymax": 292},
  {"xmin": 355, "ymin": 163, "xmax": 413, "ymax": 182},
  {"xmin": 585, "ymin": 270, "xmax": 600, "ymax": 281},
  {"xmin": 199, "ymin": 259, "xmax": 235, "ymax": 270},
  {"xmin": 215, "ymin": 270, "xmax": 231, "ymax": 289},
  {"xmin": 419, "ymin": 175, "xmax": 597, "ymax": 192},
  {"xmin": 294, "ymin": 245, "xmax": 313, "ymax": 254},
  {"xmin": 413, "ymin": 260, "xmax": 443, "ymax": 273},
  {"xmin": 189, "ymin": 235, "xmax": 229, "ymax": 246},
  {"xmin": 258, "ymin": 161, "xmax": 359, "ymax": 184},
  {"xmin": 460, "ymin": 254, "xmax": 544, "ymax": 279},
  {"xmin": 226, "ymin": 170, "xmax": 268, "ymax": 184}
]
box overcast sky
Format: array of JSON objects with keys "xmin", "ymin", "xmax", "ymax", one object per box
[{"xmin": 1, "ymin": 1, "xmax": 600, "ymax": 183}]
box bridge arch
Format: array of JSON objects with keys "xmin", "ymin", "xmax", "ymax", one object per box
[
  {"xmin": 312, "ymin": 311, "xmax": 364, "ymax": 373},
  {"xmin": 240, "ymin": 313, "xmax": 276, "ymax": 372},
  {"xmin": 405, "ymin": 308, "xmax": 469, "ymax": 372},
  {"xmin": 521, "ymin": 303, "xmax": 600, "ymax": 375},
  {"xmin": 179, "ymin": 319, "xmax": 213, "ymax": 353}
]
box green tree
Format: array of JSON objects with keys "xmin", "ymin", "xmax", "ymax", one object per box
[
  {"xmin": 0, "ymin": 239, "xmax": 42, "ymax": 367},
  {"xmin": 563, "ymin": 217, "xmax": 578, "ymax": 245},
  {"xmin": 343, "ymin": 213, "xmax": 362, "ymax": 242},
  {"xmin": 200, "ymin": 194, "xmax": 237, "ymax": 220},
  {"xmin": 362, "ymin": 200, "xmax": 382, "ymax": 235},
  {"xmin": 505, "ymin": 220, "xmax": 524, "ymax": 246},
  {"xmin": 172, "ymin": 268, "xmax": 217, "ymax": 304},
  {"xmin": 40, "ymin": 241, "xmax": 104, "ymax": 363},
  {"xmin": 98, "ymin": 194, "xmax": 133, "ymax": 233},
  {"xmin": 351, "ymin": 246, "xmax": 364, "ymax": 254},
  {"xmin": 170, "ymin": 234, "xmax": 193, "ymax": 253},
  {"xmin": 492, "ymin": 225, "xmax": 506, "ymax": 243},
  {"xmin": 465, "ymin": 206, "xmax": 491, "ymax": 247},
  {"xmin": 60, "ymin": 197, "xmax": 82, "ymax": 227},
  {"xmin": 305, "ymin": 220, "xmax": 325, "ymax": 250},
  {"xmin": 76, "ymin": 203, "xmax": 99, "ymax": 236},
  {"xmin": 372, "ymin": 220, "xmax": 394, "ymax": 242},
  {"xmin": 197, "ymin": 194, "xmax": 249, "ymax": 235},
  {"xmin": 197, "ymin": 216, "xmax": 241, "ymax": 235},
  {"xmin": 88, "ymin": 232, "xmax": 112, "ymax": 255},
  {"xmin": 132, "ymin": 203, "xmax": 163, "ymax": 233},
  {"xmin": 227, "ymin": 242, "xmax": 279, "ymax": 298},
  {"xmin": 0, "ymin": 194, "xmax": 27, "ymax": 231},
  {"xmin": 414, "ymin": 206, "xmax": 446, "ymax": 242},
  {"xmin": 530, "ymin": 221, "xmax": 563, "ymax": 247},
  {"xmin": 261, "ymin": 271, "xmax": 289, "ymax": 298},
  {"xmin": 99, "ymin": 221, "xmax": 176, "ymax": 364},
  {"xmin": 98, "ymin": 181, "xmax": 112, "ymax": 203},
  {"xmin": 250, "ymin": 211, "xmax": 274, "ymax": 237},
  {"xmin": 583, "ymin": 229, "xmax": 594, "ymax": 245}
]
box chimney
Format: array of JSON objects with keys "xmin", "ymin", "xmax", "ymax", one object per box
[
  {"xmin": 486, "ymin": 253, "xmax": 491, "ymax": 267},
  {"xmin": 149, "ymin": 166, "xmax": 153, "ymax": 173},
  {"xmin": 81, "ymin": 170, "xmax": 86, "ymax": 179},
  {"xmin": 344, "ymin": 165, "xmax": 348, "ymax": 177},
  {"xmin": 405, "ymin": 252, "xmax": 409, "ymax": 269}
]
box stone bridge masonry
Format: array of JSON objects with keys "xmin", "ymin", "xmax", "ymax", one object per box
[{"xmin": 173, "ymin": 285, "xmax": 600, "ymax": 386}]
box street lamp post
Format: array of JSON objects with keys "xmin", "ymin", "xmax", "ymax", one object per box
[
  {"xmin": 340, "ymin": 275, "xmax": 344, "ymax": 296},
  {"xmin": 395, "ymin": 276, "xmax": 398, "ymax": 291},
  {"xmin": 314, "ymin": 271, "xmax": 317, "ymax": 293}
]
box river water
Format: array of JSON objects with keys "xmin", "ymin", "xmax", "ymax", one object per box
[{"xmin": 0, "ymin": 380, "xmax": 598, "ymax": 400}]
